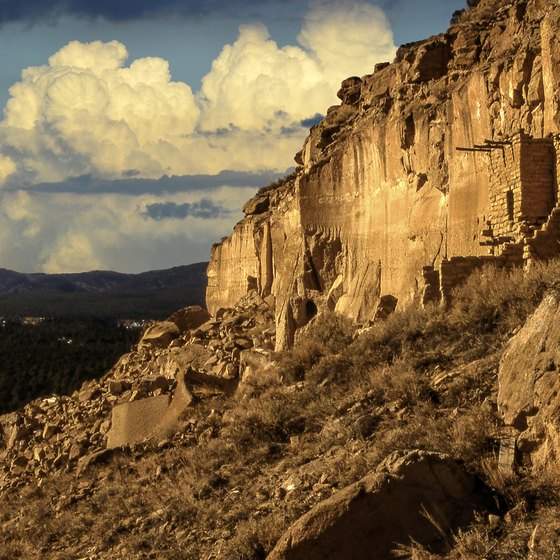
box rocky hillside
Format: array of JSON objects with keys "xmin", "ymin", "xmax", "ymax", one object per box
[
  {"xmin": 207, "ymin": 0, "xmax": 560, "ymax": 349},
  {"xmin": 3, "ymin": 1, "xmax": 560, "ymax": 558},
  {"xmin": 2, "ymin": 259, "xmax": 560, "ymax": 558}
]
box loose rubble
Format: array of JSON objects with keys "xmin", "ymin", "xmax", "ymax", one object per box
[{"xmin": 0, "ymin": 296, "xmax": 275, "ymax": 491}]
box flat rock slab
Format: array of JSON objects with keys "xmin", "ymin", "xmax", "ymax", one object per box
[
  {"xmin": 268, "ymin": 450, "xmax": 498, "ymax": 560},
  {"xmin": 106, "ymin": 395, "xmax": 171, "ymax": 449},
  {"xmin": 106, "ymin": 372, "xmax": 194, "ymax": 448}
]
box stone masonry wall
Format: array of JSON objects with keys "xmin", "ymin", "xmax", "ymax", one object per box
[
  {"xmin": 486, "ymin": 133, "xmax": 555, "ymax": 243},
  {"xmin": 520, "ymin": 135, "xmax": 555, "ymax": 221},
  {"xmin": 487, "ymin": 139, "xmax": 522, "ymax": 239}
]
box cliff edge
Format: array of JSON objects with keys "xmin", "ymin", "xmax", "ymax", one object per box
[{"xmin": 207, "ymin": 0, "xmax": 560, "ymax": 348}]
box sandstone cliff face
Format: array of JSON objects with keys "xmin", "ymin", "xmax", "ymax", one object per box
[{"xmin": 207, "ymin": 0, "xmax": 560, "ymax": 348}]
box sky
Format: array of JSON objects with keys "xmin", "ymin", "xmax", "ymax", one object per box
[{"xmin": 0, "ymin": 0, "xmax": 466, "ymax": 274}]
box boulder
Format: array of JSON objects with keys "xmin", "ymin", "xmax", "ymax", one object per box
[
  {"xmin": 498, "ymin": 287, "xmax": 560, "ymax": 469},
  {"xmin": 268, "ymin": 450, "xmax": 498, "ymax": 560},
  {"xmin": 337, "ymin": 76, "xmax": 362, "ymax": 106},
  {"xmin": 138, "ymin": 321, "xmax": 180, "ymax": 350},
  {"xmin": 168, "ymin": 306, "xmax": 211, "ymax": 333},
  {"xmin": 106, "ymin": 371, "xmax": 194, "ymax": 449},
  {"xmin": 243, "ymin": 193, "xmax": 270, "ymax": 216},
  {"xmin": 106, "ymin": 395, "xmax": 171, "ymax": 449},
  {"xmin": 154, "ymin": 343, "xmax": 214, "ymax": 377}
]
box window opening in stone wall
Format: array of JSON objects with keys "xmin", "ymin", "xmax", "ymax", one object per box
[{"xmin": 506, "ymin": 190, "xmax": 514, "ymax": 221}]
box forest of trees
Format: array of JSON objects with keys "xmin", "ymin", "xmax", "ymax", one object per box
[{"xmin": 0, "ymin": 318, "xmax": 141, "ymax": 414}]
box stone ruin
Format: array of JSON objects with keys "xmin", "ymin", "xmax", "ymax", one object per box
[{"xmin": 423, "ymin": 131, "xmax": 560, "ymax": 307}]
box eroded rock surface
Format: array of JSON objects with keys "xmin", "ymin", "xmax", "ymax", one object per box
[
  {"xmin": 268, "ymin": 450, "xmax": 499, "ymax": 560},
  {"xmin": 498, "ymin": 286, "xmax": 560, "ymax": 470},
  {"xmin": 207, "ymin": 0, "xmax": 560, "ymax": 349}
]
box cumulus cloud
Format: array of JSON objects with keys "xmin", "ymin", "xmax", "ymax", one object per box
[
  {"xmin": 0, "ymin": 1, "xmax": 396, "ymax": 188},
  {"xmin": 299, "ymin": 0, "xmax": 395, "ymax": 74},
  {"xmin": 1, "ymin": 40, "xmax": 200, "ymax": 183}
]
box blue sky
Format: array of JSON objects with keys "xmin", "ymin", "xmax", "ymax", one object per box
[{"xmin": 0, "ymin": 0, "xmax": 466, "ymax": 273}]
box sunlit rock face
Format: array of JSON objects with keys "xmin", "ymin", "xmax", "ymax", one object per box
[{"xmin": 207, "ymin": 0, "xmax": 560, "ymax": 349}]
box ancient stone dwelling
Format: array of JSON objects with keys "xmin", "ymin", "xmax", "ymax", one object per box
[{"xmin": 424, "ymin": 131, "xmax": 560, "ymax": 306}]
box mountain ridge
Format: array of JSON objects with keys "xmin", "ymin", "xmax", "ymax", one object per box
[{"xmin": 0, "ymin": 262, "xmax": 208, "ymax": 318}]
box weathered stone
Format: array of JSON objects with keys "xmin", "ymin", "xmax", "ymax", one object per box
[
  {"xmin": 109, "ymin": 380, "xmax": 127, "ymax": 395},
  {"xmin": 129, "ymin": 389, "xmax": 149, "ymax": 402},
  {"xmin": 337, "ymin": 76, "xmax": 362, "ymax": 106},
  {"xmin": 154, "ymin": 371, "xmax": 195, "ymax": 438},
  {"xmin": 234, "ymin": 337, "xmax": 253, "ymax": 350},
  {"xmin": 106, "ymin": 371, "xmax": 194, "ymax": 449},
  {"xmin": 68, "ymin": 443, "xmax": 83, "ymax": 462},
  {"xmin": 6, "ymin": 425, "xmax": 22, "ymax": 451},
  {"xmin": 243, "ymin": 193, "xmax": 270, "ymax": 216},
  {"xmin": 498, "ymin": 435, "xmax": 519, "ymax": 472},
  {"xmin": 167, "ymin": 306, "xmax": 211, "ymax": 333},
  {"xmin": 42, "ymin": 423, "xmax": 59, "ymax": 440},
  {"xmin": 410, "ymin": 38, "xmax": 452, "ymax": 83},
  {"xmin": 33, "ymin": 447, "xmax": 45, "ymax": 462},
  {"xmin": 106, "ymin": 395, "xmax": 171, "ymax": 449},
  {"xmin": 138, "ymin": 321, "xmax": 180, "ymax": 350},
  {"xmin": 268, "ymin": 450, "xmax": 498, "ymax": 560},
  {"xmin": 76, "ymin": 449, "xmax": 115, "ymax": 477},
  {"xmin": 78, "ymin": 383, "xmax": 102, "ymax": 403},
  {"xmin": 140, "ymin": 375, "xmax": 169, "ymax": 393},
  {"xmin": 153, "ymin": 343, "xmax": 214, "ymax": 377},
  {"xmin": 498, "ymin": 287, "xmax": 560, "ymax": 470}
]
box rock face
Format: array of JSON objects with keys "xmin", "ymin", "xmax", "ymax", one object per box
[
  {"xmin": 206, "ymin": 0, "xmax": 560, "ymax": 348},
  {"xmin": 268, "ymin": 450, "xmax": 498, "ymax": 560},
  {"xmin": 498, "ymin": 286, "xmax": 560, "ymax": 470},
  {"xmin": 106, "ymin": 371, "xmax": 194, "ymax": 449}
]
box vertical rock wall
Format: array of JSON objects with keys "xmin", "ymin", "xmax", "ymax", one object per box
[{"xmin": 206, "ymin": 0, "xmax": 560, "ymax": 349}]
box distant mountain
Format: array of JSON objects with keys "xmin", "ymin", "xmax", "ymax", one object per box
[{"xmin": 0, "ymin": 262, "xmax": 208, "ymax": 319}]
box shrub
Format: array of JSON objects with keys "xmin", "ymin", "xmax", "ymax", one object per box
[
  {"xmin": 275, "ymin": 312, "xmax": 355, "ymax": 382},
  {"xmin": 449, "ymin": 259, "xmax": 560, "ymax": 334}
]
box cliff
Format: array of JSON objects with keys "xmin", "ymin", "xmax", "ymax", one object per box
[{"xmin": 207, "ymin": 0, "xmax": 560, "ymax": 348}]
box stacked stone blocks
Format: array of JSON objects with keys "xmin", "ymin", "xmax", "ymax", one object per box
[{"xmin": 428, "ymin": 132, "xmax": 560, "ymax": 307}]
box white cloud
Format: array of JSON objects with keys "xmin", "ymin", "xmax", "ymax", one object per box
[
  {"xmin": 0, "ymin": 155, "xmax": 16, "ymax": 183},
  {"xmin": 197, "ymin": 23, "xmax": 330, "ymax": 132},
  {"xmin": 0, "ymin": 1, "xmax": 397, "ymax": 272},
  {"xmin": 1, "ymin": 40, "xmax": 200, "ymax": 182},
  {"xmin": 0, "ymin": 1, "xmax": 395, "ymax": 187},
  {"xmin": 299, "ymin": 0, "xmax": 396, "ymax": 73},
  {"xmin": 0, "ymin": 186, "xmax": 256, "ymax": 273}
]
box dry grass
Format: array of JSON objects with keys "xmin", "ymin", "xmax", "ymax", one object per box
[{"xmin": 3, "ymin": 260, "xmax": 560, "ymax": 558}]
